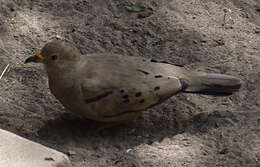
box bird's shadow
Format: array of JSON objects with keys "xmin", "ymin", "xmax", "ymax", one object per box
[
  {"xmin": 37, "ymin": 112, "xmax": 177, "ymax": 148},
  {"xmin": 36, "ymin": 107, "xmax": 222, "ymax": 153}
]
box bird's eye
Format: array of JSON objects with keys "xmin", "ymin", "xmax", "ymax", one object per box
[{"xmin": 51, "ymin": 55, "xmax": 58, "ymax": 60}]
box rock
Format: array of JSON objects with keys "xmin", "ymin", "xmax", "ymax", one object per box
[{"xmin": 0, "ymin": 129, "xmax": 72, "ymax": 167}]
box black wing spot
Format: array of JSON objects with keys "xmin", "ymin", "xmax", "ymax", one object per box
[
  {"xmin": 85, "ymin": 91, "xmax": 113, "ymax": 103},
  {"xmin": 136, "ymin": 69, "xmax": 149, "ymax": 75},
  {"xmin": 179, "ymin": 79, "xmax": 189, "ymax": 91},
  {"xmin": 150, "ymin": 59, "xmax": 184, "ymax": 67},
  {"xmin": 122, "ymin": 94, "xmax": 129, "ymax": 99},
  {"xmin": 51, "ymin": 55, "xmax": 58, "ymax": 60},
  {"xmin": 139, "ymin": 99, "xmax": 145, "ymax": 103},
  {"xmin": 160, "ymin": 60, "xmax": 170, "ymax": 64},
  {"xmin": 135, "ymin": 92, "xmax": 142, "ymax": 97},
  {"xmin": 154, "ymin": 86, "xmax": 160, "ymax": 91},
  {"xmin": 120, "ymin": 89, "xmax": 125, "ymax": 93},
  {"xmin": 123, "ymin": 99, "xmax": 130, "ymax": 103},
  {"xmin": 173, "ymin": 64, "xmax": 184, "ymax": 67},
  {"xmin": 155, "ymin": 75, "xmax": 163, "ymax": 78},
  {"xmin": 150, "ymin": 59, "xmax": 158, "ymax": 62}
]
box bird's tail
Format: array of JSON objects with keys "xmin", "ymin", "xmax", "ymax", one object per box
[{"xmin": 181, "ymin": 72, "xmax": 241, "ymax": 96}]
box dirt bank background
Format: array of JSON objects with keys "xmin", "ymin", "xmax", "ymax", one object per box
[{"xmin": 0, "ymin": 0, "xmax": 259, "ymax": 166}]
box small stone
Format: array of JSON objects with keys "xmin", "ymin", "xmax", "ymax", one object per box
[
  {"xmin": 126, "ymin": 149, "xmax": 132, "ymax": 153},
  {"xmin": 219, "ymin": 148, "xmax": 228, "ymax": 154},
  {"xmin": 67, "ymin": 150, "xmax": 76, "ymax": 156},
  {"xmin": 255, "ymin": 27, "xmax": 260, "ymax": 33}
]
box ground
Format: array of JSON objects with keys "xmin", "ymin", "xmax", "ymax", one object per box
[{"xmin": 0, "ymin": 0, "xmax": 259, "ymax": 167}]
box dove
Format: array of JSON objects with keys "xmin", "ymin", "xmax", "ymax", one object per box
[{"xmin": 25, "ymin": 39, "xmax": 241, "ymax": 123}]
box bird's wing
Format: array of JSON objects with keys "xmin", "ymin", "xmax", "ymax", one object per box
[{"xmin": 78, "ymin": 55, "xmax": 183, "ymax": 119}]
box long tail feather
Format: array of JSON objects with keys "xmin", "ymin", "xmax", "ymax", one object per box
[{"xmin": 181, "ymin": 73, "xmax": 241, "ymax": 96}]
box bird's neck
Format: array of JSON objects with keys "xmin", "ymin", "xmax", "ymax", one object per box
[
  {"xmin": 46, "ymin": 64, "xmax": 78, "ymax": 101},
  {"xmin": 45, "ymin": 62, "xmax": 78, "ymax": 86}
]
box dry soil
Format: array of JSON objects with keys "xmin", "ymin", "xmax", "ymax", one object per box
[{"xmin": 0, "ymin": 0, "xmax": 259, "ymax": 167}]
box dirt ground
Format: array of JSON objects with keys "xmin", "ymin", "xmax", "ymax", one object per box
[{"xmin": 0, "ymin": 0, "xmax": 259, "ymax": 166}]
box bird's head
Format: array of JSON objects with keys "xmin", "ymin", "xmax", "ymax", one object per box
[{"xmin": 25, "ymin": 39, "xmax": 80, "ymax": 67}]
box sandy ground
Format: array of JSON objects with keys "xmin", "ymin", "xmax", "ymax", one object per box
[{"xmin": 0, "ymin": 0, "xmax": 259, "ymax": 166}]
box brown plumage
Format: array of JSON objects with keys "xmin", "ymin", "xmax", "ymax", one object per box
[{"xmin": 25, "ymin": 39, "xmax": 241, "ymax": 122}]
